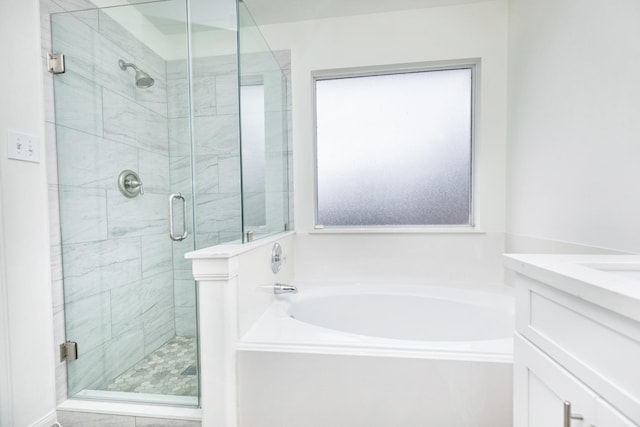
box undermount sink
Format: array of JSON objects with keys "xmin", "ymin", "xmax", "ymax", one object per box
[{"xmin": 584, "ymin": 263, "xmax": 640, "ymax": 280}]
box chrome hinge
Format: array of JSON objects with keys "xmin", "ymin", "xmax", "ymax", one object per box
[
  {"xmin": 60, "ymin": 341, "xmax": 78, "ymax": 362},
  {"xmin": 47, "ymin": 53, "xmax": 65, "ymax": 74}
]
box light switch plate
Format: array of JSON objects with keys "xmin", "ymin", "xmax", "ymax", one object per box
[{"xmin": 7, "ymin": 130, "xmax": 40, "ymax": 163}]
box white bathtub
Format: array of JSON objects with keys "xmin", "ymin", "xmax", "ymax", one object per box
[
  {"xmin": 237, "ymin": 284, "xmax": 514, "ymax": 427},
  {"xmin": 240, "ymin": 283, "xmax": 514, "ymax": 361}
]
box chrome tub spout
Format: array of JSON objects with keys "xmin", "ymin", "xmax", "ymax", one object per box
[{"xmin": 274, "ymin": 283, "xmax": 297, "ymax": 294}]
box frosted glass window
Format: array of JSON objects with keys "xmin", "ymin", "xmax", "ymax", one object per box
[
  {"xmin": 241, "ymin": 84, "xmax": 266, "ymax": 227},
  {"xmin": 315, "ymin": 67, "xmax": 473, "ymax": 226}
]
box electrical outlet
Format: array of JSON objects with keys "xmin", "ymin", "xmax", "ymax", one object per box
[{"xmin": 7, "ymin": 130, "xmax": 40, "ymax": 163}]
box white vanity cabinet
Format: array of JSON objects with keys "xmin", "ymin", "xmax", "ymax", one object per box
[
  {"xmin": 515, "ymin": 335, "xmax": 635, "ymax": 427},
  {"xmin": 505, "ymin": 255, "xmax": 640, "ymax": 427}
]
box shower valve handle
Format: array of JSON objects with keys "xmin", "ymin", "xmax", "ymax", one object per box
[
  {"xmin": 124, "ymin": 176, "xmax": 144, "ymax": 195},
  {"xmin": 118, "ymin": 170, "xmax": 143, "ymax": 198}
]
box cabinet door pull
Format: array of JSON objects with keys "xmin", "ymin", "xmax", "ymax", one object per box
[{"xmin": 563, "ymin": 401, "xmax": 584, "ymax": 427}]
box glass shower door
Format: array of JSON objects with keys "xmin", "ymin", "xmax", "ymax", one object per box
[
  {"xmin": 51, "ymin": 0, "xmax": 200, "ymax": 406},
  {"xmin": 238, "ymin": 2, "xmax": 291, "ymax": 241}
]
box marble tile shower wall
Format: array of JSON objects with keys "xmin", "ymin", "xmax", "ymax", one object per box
[
  {"xmin": 274, "ymin": 49, "xmax": 294, "ymax": 232},
  {"xmin": 46, "ymin": 6, "xmax": 178, "ymax": 397},
  {"xmin": 167, "ymin": 49, "xmax": 293, "ymax": 333},
  {"xmin": 167, "ymin": 55, "xmax": 242, "ymax": 337},
  {"xmin": 262, "ymin": 51, "xmax": 292, "ymax": 234},
  {"xmin": 240, "ymin": 50, "xmax": 292, "ymax": 235},
  {"xmin": 41, "ymin": 0, "xmax": 292, "ymax": 406}
]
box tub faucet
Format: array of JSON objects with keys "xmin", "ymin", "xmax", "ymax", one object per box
[{"xmin": 274, "ymin": 283, "xmax": 297, "ymax": 294}]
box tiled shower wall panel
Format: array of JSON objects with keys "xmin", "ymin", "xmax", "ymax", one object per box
[
  {"xmin": 272, "ymin": 50, "xmax": 294, "ymax": 232},
  {"xmin": 166, "ymin": 50, "xmax": 292, "ymax": 336},
  {"xmin": 44, "ymin": 2, "xmax": 175, "ymax": 397},
  {"xmin": 167, "ymin": 54, "xmax": 243, "ymax": 336},
  {"xmin": 248, "ymin": 50, "xmax": 292, "ymax": 235},
  {"xmin": 42, "ymin": 0, "xmax": 293, "ymax": 402}
]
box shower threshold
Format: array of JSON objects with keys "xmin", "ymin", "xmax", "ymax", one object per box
[
  {"xmin": 57, "ymin": 398, "xmax": 201, "ymax": 422},
  {"xmin": 75, "ymin": 336, "xmax": 198, "ymax": 407},
  {"xmin": 74, "ymin": 389, "xmax": 197, "ymax": 407}
]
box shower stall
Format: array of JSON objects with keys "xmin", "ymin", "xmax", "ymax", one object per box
[{"xmin": 49, "ymin": 0, "xmax": 290, "ymax": 407}]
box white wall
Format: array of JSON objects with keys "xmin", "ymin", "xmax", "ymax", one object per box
[
  {"xmin": 188, "ymin": 232, "xmax": 295, "ymax": 425},
  {"xmin": 0, "ymin": 1, "xmax": 57, "ymax": 426},
  {"xmin": 257, "ymin": 1, "xmax": 509, "ymax": 284},
  {"xmin": 236, "ymin": 233, "xmax": 295, "ymax": 336},
  {"xmin": 507, "ymin": 0, "xmax": 640, "ymax": 254},
  {"xmin": 0, "ymin": 169, "xmax": 11, "ymax": 427}
]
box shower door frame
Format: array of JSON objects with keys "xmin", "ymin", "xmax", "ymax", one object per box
[{"xmin": 49, "ymin": 0, "xmax": 202, "ymax": 407}]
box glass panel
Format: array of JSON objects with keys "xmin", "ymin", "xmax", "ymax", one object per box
[
  {"xmin": 238, "ymin": 2, "xmax": 290, "ymax": 241},
  {"xmin": 186, "ymin": 0, "xmax": 244, "ymax": 248},
  {"xmin": 52, "ymin": 0, "xmax": 199, "ymax": 406},
  {"xmin": 315, "ymin": 68, "xmax": 473, "ymax": 226},
  {"xmin": 241, "ymin": 85, "xmax": 267, "ymax": 227}
]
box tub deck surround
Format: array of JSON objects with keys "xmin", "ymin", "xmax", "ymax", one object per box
[
  {"xmin": 185, "ymin": 232, "xmax": 295, "ymax": 427},
  {"xmin": 503, "ymin": 254, "xmax": 640, "ymax": 322},
  {"xmin": 185, "ymin": 231, "xmax": 296, "ymax": 261},
  {"xmin": 237, "ymin": 350, "xmax": 513, "ymax": 427},
  {"xmin": 187, "ymin": 233, "xmax": 511, "ymax": 427},
  {"xmin": 237, "ymin": 282, "xmax": 514, "ymax": 427},
  {"xmin": 239, "ymin": 283, "xmax": 514, "ymax": 362},
  {"xmin": 186, "ymin": 252, "xmax": 239, "ymax": 427}
]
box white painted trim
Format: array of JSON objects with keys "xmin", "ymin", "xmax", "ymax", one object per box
[
  {"xmin": 186, "ymin": 231, "xmax": 295, "ymax": 260},
  {"xmin": 309, "ymin": 227, "xmax": 487, "ymax": 235},
  {"xmin": 72, "ymin": 390, "xmax": 198, "ymax": 407},
  {"xmin": 237, "ymin": 343, "xmax": 514, "ymax": 364},
  {"xmin": 190, "ymin": 233, "xmax": 296, "ymax": 427},
  {"xmin": 190, "ymin": 256, "xmax": 239, "ymax": 282},
  {"xmin": 196, "ymin": 277, "xmax": 239, "ymax": 427},
  {"xmin": 58, "ymin": 399, "xmax": 202, "ymax": 421},
  {"xmin": 28, "ymin": 410, "xmax": 57, "ymax": 427},
  {"xmin": 0, "ymin": 173, "xmax": 13, "ymax": 427}
]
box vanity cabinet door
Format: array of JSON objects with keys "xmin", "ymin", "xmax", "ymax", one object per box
[
  {"xmin": 596, "ymin": 398, "xmax": 638, "ymax": 427},
  {"xmin": 515, "ymin": 335, "xmax": 639, "ymax": 427},
  {"xmin": 515, "ymin": 335, "xmax": 596, "ymax": 427}
]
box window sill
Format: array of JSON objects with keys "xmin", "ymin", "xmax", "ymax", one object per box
[{"xmin": 309, "ymin": 226, "xmax": 486, "ymax": 235}]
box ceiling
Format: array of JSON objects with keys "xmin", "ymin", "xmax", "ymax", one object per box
[
  {"xmin": 240, "ymin": 0, "xmax": 492, "ymax": 26},
  {"xmin": 118, "ymin": 0, "xmax": 492, "ymax": 37}
]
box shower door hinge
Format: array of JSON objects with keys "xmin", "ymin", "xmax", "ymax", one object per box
[
  {"xmin": 60, "ymin": 341, "xmax": 78, "ymax": 362},
  {"xmin": 47, "ymin": 53, "xmax": 65, "ymax": 74}
]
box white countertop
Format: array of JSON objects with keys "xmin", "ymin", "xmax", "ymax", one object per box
[
  {"xmin": 504, "ymin": 254, "xmax": 640, "ymax": 323},
  {"xmin": 185, "ymin": 231, "xmax": 295, "ymax": 259}
]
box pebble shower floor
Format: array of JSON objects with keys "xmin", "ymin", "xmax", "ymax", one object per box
[{"xmin": 99, "ymin": 336, "xmax": 198, "ymax": 396}]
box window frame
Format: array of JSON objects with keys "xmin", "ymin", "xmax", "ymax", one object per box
[{"xmin": 312, "ymin": 59, "xmax": 479, "ymax": 231}]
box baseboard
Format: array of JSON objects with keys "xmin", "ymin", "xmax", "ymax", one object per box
[{"xmin": 29, "ymin": 410, "xmax": 58, "ymax": 427}]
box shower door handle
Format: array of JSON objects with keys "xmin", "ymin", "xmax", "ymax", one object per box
[{"xmin": 169, "ymin": 193, "xmax": 188, "ymax": 241}]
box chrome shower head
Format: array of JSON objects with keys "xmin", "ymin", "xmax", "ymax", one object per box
[
  {"xmin": 133, "ymin": 70, "xmax": 154, "ymax": 89},
  {"xmin": 118, "ymin": 59, "xmax": 155, "ymax": 88}
]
